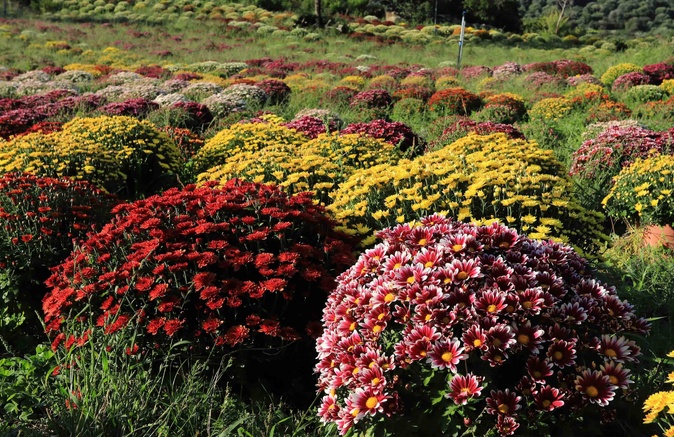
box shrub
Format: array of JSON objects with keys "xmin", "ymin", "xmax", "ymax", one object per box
[
  {"xmin": 528, "ymin": 97, "xmax": 573, "ymax": 121},
  {"xmin": 328, "ymin": 133, "xmax": 607, "ymax": 255},
  {"xmin": 281, "ymin": 116, "xmax": 334, "ymax": 139},
  {"xmin": 427, "ymin": 119, "xmax": 525, "ymax": 152},
  {"xmin": 492, "ymin": 62, "xmax": 523, "ymax": 79},
  {"xmin": 603, "ymin": 154, "xmax": 674, "ymax": 227},
  {"xmin": 365, "ymin": 75, "xmax": 399, "ymax": 93},
  {"xmin": 611, "ymin": 72, "xmax": 651, "ymax": 93},
  {"xmin": 54, "ymin": 116, "xmax": 183, "ymax": 198},
  {"xmin": 316, "ymin": 215, "xmax": 648, "ymax": 435},
  {"xmin": 171, "ymin": 101, "xmax": 214, "ymax": 131},
  {"xmin": 161, "ymin": 126, "xmax": 205, "ymax": 160},
  {"xmin": 585, "ymin": 101, "xmax": 632, "ymax": 124},
  {"xmin": 435, "ymin": 75, "xmax": 460, "ymax": 90},
  {"xmin": 483, "ymin": 93, "xmax": 527, "ymax": 122},
  {"xmin": 43, "ymin": 180, "xmax": 356, "ymax": 360},
  {"xmin": 0, "ymin": 173, "xmax": 117, "ymax": 352},
  {"xmin": 428, "ymin": 88, "xmax": 482, "ymax": 116},
  {"xmin": 661, "ymin": 79, "xmax": 674, "ymax": 96},
  {"xmin": 600, "ymin": 63, "xmax": 642, "ymax": 87},
  {"xmin": 221, "ymin": 84, "xmax": 268, "ymax": 107},
  {"xmin": 321, "ymin": 86, "xmax": 359, "ymax": 107},
  {"xmin": 623, "ymin": 85, "xmax": 669, "ymax": 104},
  {"xmin": 341, "ymin": 120, "xmax": 423, "ymax": 155},
  {"xmin": 392, "ymin": 86, "xmax": 433, "ymax": 102},
  {"xmin": 99, "ymin": 98, "xmax": 159, "ymax": 118},
  {"xmin": 525, "ymin": 72, "xmax": 567, "ymax": 90},
  {"xmin": 254, "ymin": 79, "xmax": 291, "ymax": 105},
  {"xmin": 191, "ymin": 122, "xmax": 306, "ymax": 174},
  {"xmin": 197, "ymin": 133, "xmax": 404, "ymax": 206},
  {"xmin": 350, "ymin": 89, "xmax": 393, "ymax": 110},
  {"xmin": 642, "ymin": 62, "xmax": 674, "ymax": 85},
  {"xmin": 391, "ymin": 98, "xmax": 425, "ymax": 119},
  {"xmin": 566, "ymin": 74, "xmax": 602, "ymax": 87}
]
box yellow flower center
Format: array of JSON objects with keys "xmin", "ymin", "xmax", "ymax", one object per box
[
  {"xmin": 492, "ymin": 338, "xmax": 502, "ymax": 347},
  {"xmin": 473, "ymin": 339, "xmax": 483, "ymax": 347},
  {"xmin": 605, "ymin": 348, "xmax": 617, "ymax": 358},
  {"xmin": 441, "ymin": 351, "xmax": 454, "ymax": 362},
  {"xmin": 452, "ymin": 244, "xmax": 463, "ymax": 252},
  {"xmin": 498, "ymin": 404, "xmax": 509, "ymax": 414},
  {"xmin": 522, "ymin": 301, "xmax": 533, "ymax": 309},
  {"xmin": 418, "ymin": 238, "xmax": 427, "ymax": 246},
  {"xmin": 373, "ymin": 325, "xmax": 382, "ymax": 333},
  {"xmin": 425, "ymin": 261, "xmax": 434, "ymax": 268},
  {"xmin": 461, "ymin": 387, "xmax": 472, "ymax": 394},
  {"xmin": 487, "ymin": 304, "xmax": 497, "ymax": 312},
  {"xmin": 456, "ymin": 271, "xmax": 468, "ymax": 280},
  {"xmin": 351, "ymin": 408, "xmax": 360, "ymax": 417},
  {"xmin": 553, "ymin": 351, "xmax": 563, "ymax": 360},
  {"xmin": 349, "ymin": 322, "xmax": 356, "ymax": 331},
  {"xmin": 542, "ymin": 400, "xmax": 551, "ymax": 408},
  {"xmin": 586, "ymin": 386, "xmax": 599, "ymax": 398},
  {"xmin": 533, "ymin": 371, "xmax": 542, "ymax": 378},
  {"xmin": 609, "ymin": 375, "xmax": 618, "ymax": 385},
  {"xmin": 384, "ymin": 293, "xmax": 395, "ymax": 302},
  {"xmin": 517, "ymin": 334, "xmax": 530, "ymax": 345},
  {"xmin": 365, "ymin": 397, "xmax": 378, "ymax": 409},
  {"xmin": 406, "ymin": 276, "xmax": 415, "ymax": 284},
  {"xmin": 420, "ymin": 350, "xmax": 427, "ymax": 357},
  {"xmin": 371, "ymin": 377, "xmax": 380, "ymax": 386}
]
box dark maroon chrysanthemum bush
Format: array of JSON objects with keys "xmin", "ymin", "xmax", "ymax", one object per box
[
  {"xmin": 43, "ymin": 180, "xmax": 356, "ymax": 358},
  {"xmin": 315, "ymin": 215, "xmax": 648, "ymax": 436}
]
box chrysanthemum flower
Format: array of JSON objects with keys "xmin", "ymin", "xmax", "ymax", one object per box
[
  {"xmin": 496, "ymin": 415, "xmax": 520, "ymax": 436},
  {"xmin": 447, "ymin": 373, "xmax": 484, "ymax": 405},
  {"xmin": 486, "ymin": 389, "xmax": 521, "ymax": 416},
  {"xmin": 547, "ymin": 339, "xmax": 577, "ymax": 368},
  {"xmin": 600, "ymin": 361, "xmax": 633, "ymax": 389},
  {"xmin": 598, "ymin": 334, "xmax": 632, "ymax": 362},
  {"xmin": 427, "ymin": 340, "xmax": 467, "ymax": 371},
  {"xmin": 533, "ymin": 385, "xmax": 565, "ymax": 411},
  {"xmin": 575, "ymin": 369, "xmax": 617, "ymax": 406}
]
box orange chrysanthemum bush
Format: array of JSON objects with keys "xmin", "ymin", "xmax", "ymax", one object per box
[
  {"xmin": 0, "ymin": 173, "xmax": 118, "ymax": 352},
  {"xmin": 428, "ymin": 87, "xmax": 483, "ymax": 116},
  {"xmin": 316, "ymin": 215, "xmax": 649, "ymax": 436},
  {"xmin": 43, "ymin": 180, "xmax": 357, "ymax": 399}
]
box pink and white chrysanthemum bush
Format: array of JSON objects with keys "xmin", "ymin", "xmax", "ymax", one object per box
[{"xmin": 316, "ymin": 215, "xmax": 649, "ymax": 436}]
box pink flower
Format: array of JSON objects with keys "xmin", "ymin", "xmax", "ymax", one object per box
[
  {"xmin": 486, "ymin": 389, "xmax": 521, "ymax": 416},
  {"xmin": 533, "ymin": 385, "xmax": 565, "ymax": 411},
  {"xmin": 427, "ymin": 340, "xmax": 467, "ymax": 371}
]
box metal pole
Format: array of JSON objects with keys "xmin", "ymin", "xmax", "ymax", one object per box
[{"xmin": 457, "ymin": 11, "xmax": 466, "ymax": 70}]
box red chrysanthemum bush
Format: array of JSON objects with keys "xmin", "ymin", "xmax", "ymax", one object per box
[
  {"xmin": 0, "ymin": 173, "xmax": 118, "ymax": 351},
  {"xmin": 340, "ymin": 119, "xmax": 424, "ymax": 156},
  {"xmin": 43, "ymin": 180, "xmax": 357, "ymax": 395},
  {"xmin": 316, "ymin": 215, "xmax": 649, "ymax": 436},
  {"xmin": 428, "ymin": 87, "xmax": 483, "ymax": 116}
]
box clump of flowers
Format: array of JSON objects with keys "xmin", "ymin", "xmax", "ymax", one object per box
[
  {"xmin": 191, "ymin": 121, "xmax": 307, "ymax": 174},
  {"xmin": 525, "ymin": 72, "xmax": 568, "ymax": 90},
  {"xmin": 254, "ymin": 79, "xmax": 291, "ymax": 105},
  {"xmin": 350, "ymin": 89, "xmax": 393, "ymax": 111},
  {"xmin": 435, "ymin": 75, "xmax": 460, "ymax": 90},
  {"xmin": 427, "ymin": 118, "xmax": 525, "ymax": 152},
  {"xmin": 528, "ymin": 97, "xmax": 573, "ymax": 121},
  {"xmin": 337, "ymin": 75, "xmax": 366, "ymax": 90},
  {"xmin": 603, "ymin": 154, "xmax": 674, "ymax": 227},
  {"xmin": 392, "ymin": 86, "xmax": 434, "ymax": 102},
  {"xmin": 459, "ymin": 66, "xmax": 492, "ymax": 81},
  {"xmin": 99, "ymin": 98, "xmax": 159, "ymax": 118},
  {"xmin": 611, "ymin": 72, "xmax": 651, "ymax": 93},
  {"xmin": 554, "ymin": 60, "xmax": 593, "ymax": 78},
  {"xmin": 623, "ymin": 85, "xmax": 669, "ymax": 104},
  {"xmin": 482, "ymin": 93, "xmax": 527, "ymax": 122},
  {"xmin": 428, "ymin": 88, "xmax": 482, "ymax": 116},
  {"xmin": 585, "ymin": 101, "xmax": 632, "ymax": 124},
  {"xmin": 52, "ymin": 116, "xmax": 183, "ymax": 198},
  {"xmin": 341, "ymin": 120, "xmax": 423, "ymax": 156},
  {"xmin": 322, "ymin": 86, "xmax": 359, "ymax": 107},
  {"xmin": 316, "ymin": 214, "xmax": 648, "ymax": 435},
  {"xmin": 43, "ymin": 180, "xmax": 357, "ymax": 359},
  {"xmin": 171, "ymin": 101, "xmax": 214, "ymax": 131},
  {"xmin": 643, "ymin": 63, "xmax": 674, "ymax": 85},
  {"xmin": 492, "ymin": 62, "xmax": 523, "ymax": 80},
  {"xmin": 391, "ymin": 98, "xmax": 425, "ymax": 119},
  {"xmin": 197, "ymin": 133, "xmax": 404, "ymax": 206},
  {"xmin": 365, "ymin": 75, "xmax": 399, "ymax": 93},
  {"xmin": 600, "ymin": 63, "xmax": 642, "ymax": 87},
  {"xmin": 566, "ymin": 74, "xmax": 602, "ymax": 87},
  {"xmin": 161, "ymin": 126, "xmax": 205, "ymax": 160},
  {"xmin": 329, "ymin": 133, "xmax": 607, "ymax": 254},
  {"xmin": 283, "ymin": 116, "xmax": 338, "ymax": 139},
  {"xmin": 643, "ymin": 351, "xmax": 674, "ymax": 435}
]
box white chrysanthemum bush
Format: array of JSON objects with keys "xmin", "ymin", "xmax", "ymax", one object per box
[{"xmin": 316, "ymin": 215, "xmax": 649, "ymax": 436}]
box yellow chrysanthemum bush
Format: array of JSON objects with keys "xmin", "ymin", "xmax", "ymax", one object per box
[
  {"xmin": 53, "ymin": 116, "xmax": 183, "ymax": 198},
  {"xmin": 602, "ymin": 154, "xmax": 674, "ymax": 227},
  {"xmin": 600, "ymin": 63, "xmax": 642, "ymax": 87},
  {"xmin": 328, "ymin": 133, "xmax": 607, "ymax": 254},
  {"xmin": 528, "ymin": 97, "xmax": 574, "ymax": 121},
  {"xmin": 0, "ymin": 133, "xmax": 58, "ymax": 175},
  {"xmin": 197, "ymin": 133, "xmax": 404, "ymax": 206},
  {"xmin": 0, "ymin": 117, "xmax": 182, "ymax": 199},
  {"xmin": 643, "ymin": 351, "xmax": 674, "ymax": 437},
  {"xmin": 191, "ymin": 122, "xmax": 307, "ymax": 175}
]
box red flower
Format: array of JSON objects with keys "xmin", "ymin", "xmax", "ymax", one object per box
[
  {"xmin": 224, "ymin": 325, "xmax": 250, "ymax": 346},
  {"xmin": 163, "ymin": 319, "xmax": 184, "ymax": 336},
  {"xmin": 486, "ymin": 389, "xmax": 521, "ymax": 416},
  {"xmin": 547, "ymin": 339, "xmax": 577, "ymax": 368},
  {"xmin": 533, "ymin": 385, "xmax": 565, "ymax": 411},
  {"xmin": 427, "ymin": 340, "xmax": 467, "ymax": 371},
  {"xmin": 447, "ymin": 373, "xmax": 484, "ymax": 405},
  {"xmin": 575, "ymin": 369, "xmax": 617, "ymax": 406}
]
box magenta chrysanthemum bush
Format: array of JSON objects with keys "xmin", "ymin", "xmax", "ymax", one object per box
[
  {"xmin": 316, "ymin": 215, "xmax": 648, "ymax": 436},
  {"xmin": 43, "ymin": 180, "xmax": 357, "ymax": 357}
]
